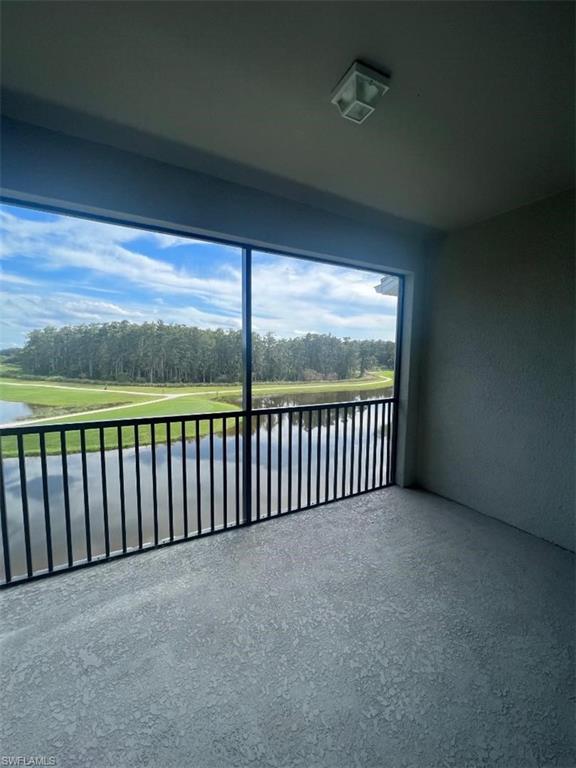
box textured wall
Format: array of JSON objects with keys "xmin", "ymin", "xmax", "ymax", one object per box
[{"xmin": 418, "ymin": 191, "xmax": 575, "ymax": 550}]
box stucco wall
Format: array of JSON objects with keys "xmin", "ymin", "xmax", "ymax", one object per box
[{"xmin": 418, "ymin": 191, "xmax": 575, "ymax": 550}]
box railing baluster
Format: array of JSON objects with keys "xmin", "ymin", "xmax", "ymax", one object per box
[
  {"xmin": 181, "ymin": 420, "xmax": 188, "ymax": 537},
  {"xmin": 341, "ymin": 406, "xmax": 348, "ymax": 498},
  {"xmin": 118, "ymin": 426, "xmax": 127, "ymax": 553},
  {"xmin": 151, "ymin": 423, "xmax": 159, "ymax": 546},
  {"xmin": 277, "ymin": 413, "xmax": 283, "ymax": 514},
  {"xmin": 209, "ymin": 419, "xmax": 215, "ymax": 532},
  {"xmin": 333, "ymin": 407, "xmax": 340, "ymax": 500},
  {"xmin": 316, "ymin": 408, "xmax": 322, "ymax": 505},
  {"xmin": 297, "ymin": 411, "xmax": 303, "ymax": 510},
  {"xmin": 235, "ymin": 415, "xmax": 240, "ymax": 527},
  {"xmin": 372, "ymin": 403, "xmax": 379, "ymax": 490},
  {"xmin": 99, "ymin": 427, "xmax": 110, "ymax": 558},
  {"xmin": 222, "ymin": 417, "xmax": 228, "ymax": 529},
  {"xmin": 39, "ymin": 433, "xmax": 53, "ymax": 572},
  {"xmin": 16, "ymin": 435, "xmax": 32, "ymax": 578},
  {"xmin": 256, "ymin": 413, "xmax": 261, "ymax": 521},
  {"xmin": 0, "ymin": 439, "xmax": 12, "ymax": 584},
  {"xmin": 378, "ymin": 404, "xmax": 385, "ymax": 487},
  {"xmin": 287, "ymin": 412, "xmax": 293, "ymax": 512},
  {"xmin": 364, "ymin": 403, "xmax": 372, "ymax": 492},
  {"xmin": 267, "ymin": 414, "xmax": 272, "ymax": 518},
  {"xmin": 166, "ymin": 422, "xmax": 174, "ymax": 542},
  {"xmin": 349, "ymin": 406, "xmax": 356, "ymax": 498},
  {"xmin": 134, "ymin": 425, "xmax": 143, "ymax": 549},
  {"xmin": 195, "ymin": 420, "xmax": 202, "ymax": 534},
  {"xmin": 80, "ymin": 429, "xmax": 92, "ymax": 562},
  {"xmin": 390, "ymin": 397, "xmax": 398, "ymax": 485},
  {"xmin": 357, "ymin": 405, "xmax": 364, "ymax": 494},
  {"xmin": 307, "ymin": 410, "xmax": 313, "ymax": 507},
  {"xmin": 17, "ymin": 435, "xmax": 32, "ymax": 578},
  {"xmin": 324, "ymin": 408, "xmax": 331, "ymax": 502},
  {"xmin": 386, "ymin": 401, "xmax": 393, "ymax": 486},
  {"xmin": 61, "ymin": 431, "xmax": 73, "ymax": 566}
]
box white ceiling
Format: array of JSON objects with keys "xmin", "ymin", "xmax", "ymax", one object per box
[{"xmin": 1, "ymin": 1, "xmax": 574, "ymax": 231}]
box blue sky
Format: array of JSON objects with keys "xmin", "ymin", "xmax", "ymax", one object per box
[{"xmin": 0, "ymin": 203, "xmax": 397, "ymax": 348}]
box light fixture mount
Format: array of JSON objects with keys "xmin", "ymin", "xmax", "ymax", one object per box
[
  {"xmin": 374, "ymin": 274, "xmax": 399, "ymax": 297},
  {"xmin": 330, "ymin": 61, "xmax": 390, "ymax": 124}
]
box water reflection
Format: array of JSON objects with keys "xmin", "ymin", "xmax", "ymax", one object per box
[
  {"xmin": 226, "ymin": 385, "xmax": 392, "ymax": 411},
  {"xmin": 0, "ymin": 400, "xmax": 33, "ymax": 423}
]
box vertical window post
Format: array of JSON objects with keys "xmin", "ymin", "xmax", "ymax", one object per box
[
  {"xmin": 390, "ymin": 274, "xmax": 405, "ymax": 485},
  {"xmin": 242, "ymin": 247, "xmax": 253, "ymax": 524}
]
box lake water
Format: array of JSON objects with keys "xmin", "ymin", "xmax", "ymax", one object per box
[
  {"xmin": 0, "ymin": 400, "xmax": 34, "ymax": 423},
  {"xmin": 243, "ymin": 386, "xmax": 392, "ymax": 410},
  {"xmin": 0, "ymin": 388, "xmax": 393, "ymax": 581}
]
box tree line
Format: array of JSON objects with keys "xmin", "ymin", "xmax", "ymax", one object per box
[{"xmin": 12, "ymin": 321, "xmax": 395, "ymax": 384}]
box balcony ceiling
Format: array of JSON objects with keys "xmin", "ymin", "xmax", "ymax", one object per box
[{"xmin": 0, "ymin": 1, "xmax": 574, "ymax": 231}]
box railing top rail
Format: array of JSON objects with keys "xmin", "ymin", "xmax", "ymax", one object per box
[
  {"xmin": 0, "ymin": 408, "xmax": 246, "ymax": 436},
  {"xmin": 0, "ymin": 397, "xmax": 396, "ymax": 437}
]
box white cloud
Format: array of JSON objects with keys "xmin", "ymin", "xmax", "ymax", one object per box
[
  {"xmin": 250, "ymin": 256, "xmax": 397, "ymax": 339},
  {"xmin": 0, "ymin": 208, "xmax": 241, "ymax": 300},
  {"xmin": 0, "ymin": 290, "xmax": 241, "ymax": 346},
  {"xmin": 0, "ymin": 207, "xmax": 397, "ymax": 345},
  {"xmin": 76, "ymin": 285, "xmax": 124, "ymax": 295},
  {"xmin": 0, "ymin": 270, "xmax": 37, "ymax": 286},
  {"xmin": 252, "ymin": 258, "xmax": 397, "ymax": 309}
]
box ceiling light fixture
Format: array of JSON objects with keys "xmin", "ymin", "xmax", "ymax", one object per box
[
  {"xmin": 330, "ymin": 61, "xmax": 390, "ymax": 124},
  {"xmin": 375, "ymin": 275, "xmax": 399, "ymax": 297}
]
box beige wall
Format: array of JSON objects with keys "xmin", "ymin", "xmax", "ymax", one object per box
[{"xmin": 418, "ymin": 191, "xmax": 575, "ymax": 550}]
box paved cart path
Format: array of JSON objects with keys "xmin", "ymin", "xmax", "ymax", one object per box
[{"xmin": 0, "ymin": 394, "xmax": 188, "ymax": 428}]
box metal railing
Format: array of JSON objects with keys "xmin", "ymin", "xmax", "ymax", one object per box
[{"xmin": 0, "ymin": 397, "xmax": 395, "ymax": 586}]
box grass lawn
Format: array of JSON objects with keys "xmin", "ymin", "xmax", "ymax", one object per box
[
  {"xmin": 0, "ymin": 381, "xmax": 151, "ymax": 407},
  {"xmin": 1, "ymin": 371, "xmax": 393, "ymax": 397},
  {"xmin": 0, "ymin": 398, "xmax": 237, "ymax": 458},
  {"xmin": 52, "ymin": 378, "xmax": 393, "ymax": 397},
  {"xmin": 0, "ymin": 369, "xmax": 394, "ymax": 457},
  {"xmin": 0, "ymin": 371, "xmax": 394, "ymax": 408}
]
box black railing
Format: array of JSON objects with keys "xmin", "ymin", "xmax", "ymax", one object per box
[{"xmin": 0, "ymin": 397, "xmax": 395, "ymax": 586}]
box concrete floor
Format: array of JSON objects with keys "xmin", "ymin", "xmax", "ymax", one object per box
[{"xmin": 0, "ymin": 488, "xmax": 574, "ymax": 768}]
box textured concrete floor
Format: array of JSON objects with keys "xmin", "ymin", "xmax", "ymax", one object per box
[{"xmin": 0, "ymin": 488, "xmax": 574, "ymax": 768}]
